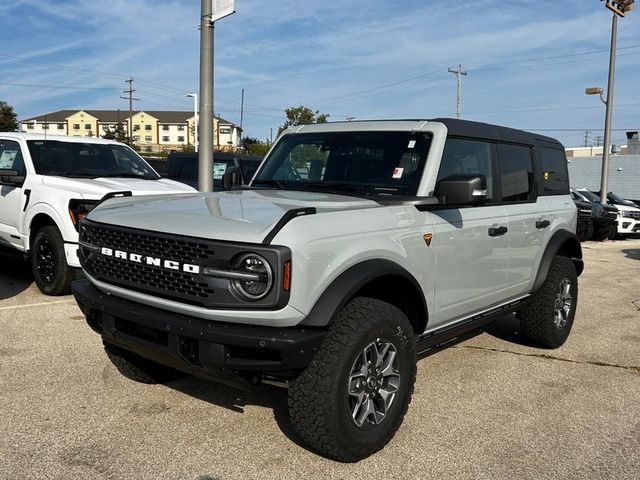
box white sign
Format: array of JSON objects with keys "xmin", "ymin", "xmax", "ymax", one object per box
[{"xmin": 212, "ymin": 0, "xmax": 235, "ymax": 22}]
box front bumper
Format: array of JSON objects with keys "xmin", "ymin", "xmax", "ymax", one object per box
[
  {"xmin": 72, "ymin": 280, "xmax": 326, "ymax": 388},
  {"xmin": 617, "ymin": 217, "xmax": 640, "ymax": 235}
]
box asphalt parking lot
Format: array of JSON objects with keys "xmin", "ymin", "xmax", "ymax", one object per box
[{"xmin": 1, "ymin": 240, "xmax": 639, "ymax": 480}]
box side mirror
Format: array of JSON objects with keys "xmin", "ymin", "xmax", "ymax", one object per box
[
  {"xmin": 0, "ymin": 169, "xmax": 25, "ymax": 187},
  {"xmin": 222, "ymin": 165, "xmax": 241, "ymax": 190},
  {"xmin": 435, "ymin": 174, "xmax": 486, "ymax": 206}
]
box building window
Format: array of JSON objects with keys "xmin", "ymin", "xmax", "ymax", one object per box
[
  {"xmin": 144, "ymin": 135, "xmax": 152, "ymax": 142},
  {"xmin": 85, "ymin": 124, "xmax": 92, "ymax": 130},
  {"xmin": 27, "ymin": 124, "xmax": 34, "ymax": 129},
  {"xmin": 144, "ymin": 146, "xmax": 152, "ymax": 152},
  {"xmin": 133, "ymin": 125, "xmax": 140, "ymax": 131},
  {"xmin": 177, "ymin": 136, "xmax": 185, "ymax": 142},
  {"xmin": 145, "ymin": 124, "xmax": 152, "ymax": 131},
  {"xmin": 162, "ymin": 136, "xmax": 170, "ymax": 142},
  {"xmin": 133, "ymin": 136, "xmax": 140, "ymax": 141},
  {"xmin": 43, "ymin": 125, "xmax": 49, "ymax": 130},
  {"xmin": 73, "ymin": 124, "xmax": 80, "ymax": 130},
  {"xmin": 177, "ymin": 125, "xmax": 184, "ymax": 131},
  {"xmin": 220, "ymin": 127, "xmax": 231, "ymax": 134},
  {"xmin": 57, "ymin": 124, "xmax": 64, "ymax": 130},
  {"xmin": 162, "ymin": 125, "xmax": 169, "ymax": 131}
]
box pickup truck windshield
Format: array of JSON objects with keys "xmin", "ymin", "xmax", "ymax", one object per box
[
  {"xmin": 27, "ymin": 140, "xmax": 160, "ymax": 179},
  {"xmin": 254, "ymin": 131, "xmax": 431, "ymax": 197}
]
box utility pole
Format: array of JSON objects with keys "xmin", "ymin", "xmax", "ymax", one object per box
[
  {"xmin": 595, "ymin": 135, "xmax": 603, "ymax": 147},
  {"xmin": 583, "ymin": 130, "xmax": 591, "ymax": 148},
  {"xmin": 448, "ymin": 64, "xmax": 468, "ymax": 119},
  {"xmin": 120, "ymin": 77, "xmax": 139, "ymax": 144},
  {"xmin": 240, "ymin": 88, "xmax": 245, "ymax": 137}
]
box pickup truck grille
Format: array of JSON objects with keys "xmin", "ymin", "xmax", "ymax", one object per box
[{"xmin": 78, "ymin": 220, "xmax": 288, "ymax": 309}]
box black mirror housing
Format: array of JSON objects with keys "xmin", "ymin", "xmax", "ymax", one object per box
[
  {"xmin": 222, "ymin": 165, "xmax": 242, "ymax": 190},
  {"xmin": 435, "ymin": 174, "xmax": 487, "ymax": 206}
]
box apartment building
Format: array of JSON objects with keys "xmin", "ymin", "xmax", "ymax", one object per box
[{"xmin": 20, "ymin": 109, "xmax": 241, "ymax": 153}]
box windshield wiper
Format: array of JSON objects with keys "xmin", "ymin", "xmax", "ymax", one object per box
[{"xmin": 252, "ymin": 179, "xmax": 287, "ymax": 190}]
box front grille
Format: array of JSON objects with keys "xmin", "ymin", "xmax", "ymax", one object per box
[
  {"xmin": 81, "ymin": 222, "xmax": 217, "ymax": 304},
  {"xmin": 79, "ymin": 220, "xmax": 289, "ymax": 309}
]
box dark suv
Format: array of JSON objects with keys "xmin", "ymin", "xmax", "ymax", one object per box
[
  {"xmin": 571, "ymin": 189, "xmax": 617, "ymax": 241},
  {"xmin": 166, "ymin": 152, "xmax": 262, "ymax": 189}
]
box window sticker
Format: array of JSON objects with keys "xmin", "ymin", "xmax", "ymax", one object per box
[
  {"xmin": 392, "ymin": 167, "xmax": 404, "ymax": 179},
  {"xmin": 213, "ymin": 162, "xmax": 228, "ymax": 179},
  {"xmin": 544, "ymin": 172, "xmax": 550, "ymax": 180},
  {"xmin": 408, "ymin": 140, "xmax": 416, "ymax": 149},
  {"xmin": 0, "ymin": 150, "xmax": 17, "ymax": 169}
]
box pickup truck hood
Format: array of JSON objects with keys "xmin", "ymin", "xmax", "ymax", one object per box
[
  {"xmin": 42, "ymin": 176, "xmax": 194, "ymax": 197},
  {"xmin": 611, "ymin": 203, "xmax": 640, "ymax": 213},
  {"xmin": 87, "ymin": 189, "xmax": 381, "ymax": 243}
]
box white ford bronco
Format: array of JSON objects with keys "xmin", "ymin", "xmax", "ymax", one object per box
[
  {"xmin": 72, "ymin": 119, "xmax": 583, "ymax": 462},
  {"xmin": 0, "ymin": 133, "xmax": 194, "ymax": 295}
]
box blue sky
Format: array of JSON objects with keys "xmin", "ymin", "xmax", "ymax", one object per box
[{"xmin": 1, "ymin": 0, "xmax": 639, "ymax": 147}]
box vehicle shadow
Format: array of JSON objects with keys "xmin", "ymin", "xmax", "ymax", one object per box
[
  {"xmin": 0, "ymin": 251, "xmax": 33, "ymax": 301},
  {"xmin": 165, "ymin": 376, "xmax": 310, "ymax": 451},
  {"xmin": 480, "ymin": 313, "xmax": 542, "ymax": 348},
  {"xmin": 621, "ymin": 249, "xmax": 640, "ymax": 261}
]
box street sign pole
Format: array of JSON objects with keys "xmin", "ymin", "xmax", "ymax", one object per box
[{"xmin": 198, "ymin": 0, "xmax": 235, "ymax": 193}]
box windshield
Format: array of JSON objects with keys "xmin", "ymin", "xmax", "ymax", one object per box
[
  {"xmin": 27, "ymin": 140, "xmax": 160, "ymax": 179},
  {"xmin": 607, "ymin": 192, "xmax": 627, "ymax": 204},
  {"xmin": 254, "ymin": 131, "xmax": 431, "ymax": 197}
]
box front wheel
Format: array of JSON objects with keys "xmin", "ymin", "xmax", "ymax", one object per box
[
  {"xmin": 519, "ymin": 256, "xmax": 578, "ymax": 348},
  {"xmin": 288, "ymin": 297, "xmax": 416, "ymax": 462},
  {"xmin": 30, "ymin": 226, "xmax": 72, "ymax": 295}
]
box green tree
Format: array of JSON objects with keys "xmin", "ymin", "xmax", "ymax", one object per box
[
  {"xmin": 241, "ymin": 137, "xmax": 271, "ymax": 156},
  {"xmin": 0, "ymin": 101, "xmax": 18, "ymax": 132},
  {"xmin": 278, "ymin": 105, "xmax": 329, "ymax": 135}
]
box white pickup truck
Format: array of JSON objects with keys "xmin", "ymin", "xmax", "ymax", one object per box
[{"xmin": 0, "ymin": 133, "xmax": 194, "ymax": 295}]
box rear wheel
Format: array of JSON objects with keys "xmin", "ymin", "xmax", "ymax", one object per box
[
  {"xmin": 30, "ymin": 226, "xmax": 72, "ymax": 295},
  {"xmin": 519, "ymin": 256, "xmax": 578, "ymax": 348},
  {"xmin": 288, "ymin": 297, "xmax": 416, "ymax": 462},
  {"xmin": 103, "ymin": 341, "xmax": 186, "ymax": 384}
]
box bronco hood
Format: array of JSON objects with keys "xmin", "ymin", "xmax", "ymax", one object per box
[{"xmin": 86, "ymin": 189, "xmax": 380, "ymax": 244}]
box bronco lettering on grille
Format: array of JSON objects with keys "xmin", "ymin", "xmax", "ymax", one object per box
[{"xmin": 100, "ymin": 247, "xmax": 200, "ymax": 274}]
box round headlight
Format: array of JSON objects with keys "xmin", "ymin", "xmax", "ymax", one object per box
[{"xmin": 231, "ymin": 253, "xmax": 273, "ymax": 300}]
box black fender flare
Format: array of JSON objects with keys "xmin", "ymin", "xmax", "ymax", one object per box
[
  {"xmin": 300, "ymin": 259, "xmax": 428, "ymax": 329},
  {"xmin": 532, "ymin": 229, "xmax": 583, "ymax": 294}
]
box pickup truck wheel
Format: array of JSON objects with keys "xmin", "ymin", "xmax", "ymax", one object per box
[
  {"xmin": 519, "ymin": 256, "xmax": 577, "ymax": 348},
  {"xmin": 288, "ymin": 297, "xmax": 416, "ymax": 462},
  {"xmin": 30, "ymin": 226, "xmax": 72, "ymax": 296},
  {"xmin": 103, "ymin": 341, "xmax": 186, "ymax": 384}
]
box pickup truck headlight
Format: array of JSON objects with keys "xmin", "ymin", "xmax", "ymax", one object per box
[
  {"xmin": 68, "ymin": 200, "xmax": 98, "ymax": 231},
  {"xmin": 230, "ymin": 253, "xmax": 274, "ymax": 300}
]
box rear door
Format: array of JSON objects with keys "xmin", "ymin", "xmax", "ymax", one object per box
[
  {"xmin": 431, "ymin": 137, "xmax": 509, "ymax": 327},
  {"xmin": 497, "ymin": 143, "xmax": 549, "ymax": 298}
]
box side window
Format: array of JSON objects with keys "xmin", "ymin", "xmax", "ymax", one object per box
[
  {"xmin": 0, "ymin": 140, "xmax": 26, "ymax": 175},
  {"xmin": 539, "ymin": 147, "xmax": 569, "ymax": 194},
  {"xmin": 497, "ymin": 143, "xmax": 534, "ymax": 202},
  {"xmin": 437, "ymin": 138, "xmax": 494, "ymax": 202}
]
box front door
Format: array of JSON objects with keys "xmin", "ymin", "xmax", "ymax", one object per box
[{"xmin": 0, "ymin": 140, "xmax": 27, "ymax": 248}]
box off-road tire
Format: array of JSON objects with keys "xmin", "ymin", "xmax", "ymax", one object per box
[
  {"xmin": 288, "ymin": 297, "xmax": 416, "ymax": 462},
  {"xmin": 519, "ymin": 256, "xmax": 578, "ymax": 348},
  {"xmin": 103, "ymin": 341, "xmax": 186, "ymax": 384},
  {"xmin": 30, "ymin": 226, "xmax": 72, "ymax": 296}
]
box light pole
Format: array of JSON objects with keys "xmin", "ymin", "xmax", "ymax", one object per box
[
  {"xmin": 186, "ymin": 93, "xmax": 198, "ymax": 152},
  {"xmin": 588, "ymin": 0, "xmax": 635, "ymax": 204}
]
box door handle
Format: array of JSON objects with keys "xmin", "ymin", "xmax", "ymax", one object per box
[
  {"xmin": 536, "ymin": 220, "xmax": 550, "ymax": 229},
  {"xmin": 488, "ymin": 226, "xmax": 508, "ymax": 237}
]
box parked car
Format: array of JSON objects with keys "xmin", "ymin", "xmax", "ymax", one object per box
[
  {"xmin": 572, "ymin": 189, "xmax": 618, "ymax": 241},
  {"xmin": 571, "ymin": 195, "xmax": 593, "ymax": 241},
  {"xmin": 593, "ymin": 190, "xmax": 640, "ymax": 237},
  {"xmin": 166, "ymin": 151, "xmax": 263, "ymax": 189},
  {"xmin": 0, "ymin": 133, "xmax": 195, "ymax": 295},
  {"xmin": 72, "ymin": 118, "xmax": 582, "ymax": 462}
]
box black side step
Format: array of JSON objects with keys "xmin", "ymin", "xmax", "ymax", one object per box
[{"xmin": 416, "ymin": 297, "xmax": 529, "ymax": 352}]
